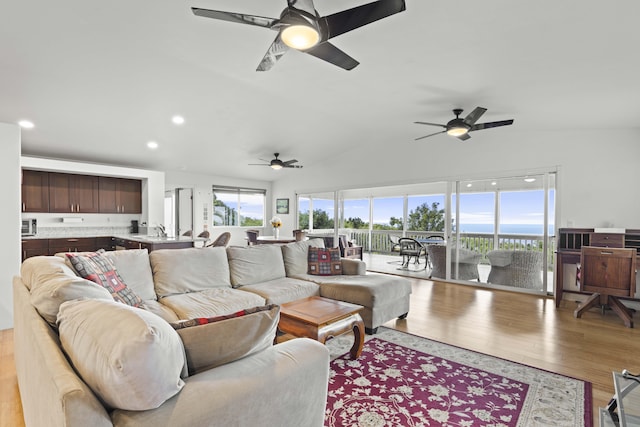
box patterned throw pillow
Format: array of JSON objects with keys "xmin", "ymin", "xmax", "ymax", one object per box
[
  {"xmin": 308, "ymin": 247, "xmax": 342, "ymax": 276},
  {"xmin": 66, "ymin": 252, "xmax": 142, "ymax": 307}
]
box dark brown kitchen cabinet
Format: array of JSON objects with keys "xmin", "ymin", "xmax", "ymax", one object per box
[
  {"xmin": 21, "ymin": 239, "xmax": 49, "ymax": 261},
  {"xmin": 48, "ymin": 237, "xmax": 97, "ymax": 254},
  {"xmin": 21, "ymin": 170, "xmax": 49, "ymax": 212},
  {"xmin": 98, "ymin": 177, "xmax": 142, "ymax": 214},
  {"xmin": 49, "ymin": 173, "xmax": 100, "ymax": 213}
]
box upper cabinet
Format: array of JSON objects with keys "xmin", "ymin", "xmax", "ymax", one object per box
[
  {"xmin": 22, "ymin": 169, "xmax": 142, "ymax": 214},
  {"xmin": 99, "ymin": 177, "xmax": 142, "ymax": 214},
  {"xmin": 49, "ymin": 173, "xmax": 100, "ymax": 213},
  {"xmin": 21, "ymin": 170, "xmax": 49, "ymax": 212}
]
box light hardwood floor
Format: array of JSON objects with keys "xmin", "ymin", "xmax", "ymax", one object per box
[{"xmin": 3, "ymin": 276, "xmax": 639, "ymax": 426}]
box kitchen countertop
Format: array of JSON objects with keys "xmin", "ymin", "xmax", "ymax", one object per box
[{"xmin": 22, "ymin": 234, "xmax": 208, "ymax": 244}]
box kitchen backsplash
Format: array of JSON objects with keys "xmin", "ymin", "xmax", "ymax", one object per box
[{"xmin": 34, "ymin": 226, "xmax": 134, "ymax": 238}]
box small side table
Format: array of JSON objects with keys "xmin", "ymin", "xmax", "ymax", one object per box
[{"xmin": 279, "ymin": 296, "xmax": 365, "ymax": 359}]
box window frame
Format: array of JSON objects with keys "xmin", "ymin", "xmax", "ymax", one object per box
[{"xmin": 212, "ymin": 185, "xmax": 266, "ymax": 228}]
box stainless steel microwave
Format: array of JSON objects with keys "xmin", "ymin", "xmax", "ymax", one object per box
[{"xmin": 21, "ymin": 219, "xmax": 37, "ymax": 236}]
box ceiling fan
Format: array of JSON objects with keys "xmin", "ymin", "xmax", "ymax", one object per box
[
  {"xmin": 249, "ymin": 153, "xmax": 303, "ymax": 170},
  {"xmin": 414, "ymin": 107, "xmax": 514, "ymax": 141},
  {"xmin": 191, "ymin": 0, "xmax": 406, "ymax": 71}
]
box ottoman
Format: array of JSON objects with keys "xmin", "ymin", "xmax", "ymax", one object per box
[{"xmin": 303, "ymin": 274, "xmax": 412, "ymax": 334}]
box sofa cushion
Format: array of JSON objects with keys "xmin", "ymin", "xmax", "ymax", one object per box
[
  {"xmin": 171, "ymin": 304, "xmax": 279, "ymax": 375},
  {"xmin": 281, "ymin": 238, "xmax": 325, "ymax": 277},
  {"xmin": 66, "ymin": 252, "xmax": 142, "ymax": 307},
  {"xmin": 308, "ymin": 247, "xmax": 342, "ymax": 276},
  {"xmin": 57, "ymin": 299, "xmax": 185, "ymax": 411},
  {"xmin": 227, "ymin": 245, "xmax": 286, "ymax": 287},
  {"xmin": 159, "ymin": 288, "xmax": 266, "ymax": 320},
  {"xmin": 237, "ymin": 277, "xmax": 319, "ymax": 305},
  {"xmin": 150, "ymin": 247, "xmax": 231, "ymax": 297},
  {"xmin": 141, "ymin": 300, "xmax": 180, "ymax": 323},
  {"xmin": 102, "ymin": 249, "xmax": 156, "ymax": 301},
  {"xmin": 20, "ymin": 255, "xmax": 78, "ymax": 292},
  {"xmin": 30, "ymin": 275, "xmax": 114, "ymax": 325}
]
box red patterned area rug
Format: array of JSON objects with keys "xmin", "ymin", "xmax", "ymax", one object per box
[{"xmin": 324, "ymin": 328, "xmax": 592, "ymax": 427}]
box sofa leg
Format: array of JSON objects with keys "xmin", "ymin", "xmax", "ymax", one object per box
[
  {"xmin": 397, "ymin": 313, "xmax": 408, "ymax": 320},
  {"xmin": 365, "ymin": 327, "xmax": 378, "ymax": 335}
]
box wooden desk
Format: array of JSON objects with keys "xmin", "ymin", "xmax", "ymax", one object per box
[
  {"xmin": 256, "ymin": 236, "xmax": 296, "ymax": 244},
  {"xmin": 555, "ymin": 228, "xmax": 640, "ymax": 307}
]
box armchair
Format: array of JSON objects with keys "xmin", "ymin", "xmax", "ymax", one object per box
[
  {"xmin": 338, "ymin": 235, "xmax": 363, "ymax": 260},
  {"xmin": 428, "ymin": 245, "xmax": 480, "ymax": 281},
  {"xmin": 487, "ymin": 250, "xmax": 543, "ymax": 289}
]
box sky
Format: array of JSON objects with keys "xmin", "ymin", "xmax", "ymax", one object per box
[{"xmin": 300, "ymin": 189, "xmax": 555, "ymax": 231}]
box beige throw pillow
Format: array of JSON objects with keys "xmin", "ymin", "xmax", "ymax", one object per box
[
  {"xmin": 171, "ymin": 304, "xmax": 279, "ymax": 376},
  {"xmin": 57, "ymin": 299, "xmax": 185, "ymax": 411}
]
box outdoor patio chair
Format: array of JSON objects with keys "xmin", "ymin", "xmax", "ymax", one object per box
[
  {"xmin": 487, "ymin": 250, "xmax": 543, "ymax": 289},
  {"xmin": 398, "ymin": 238, "xmax": 427, "ymax": 267},
  {"xmin": 389, "ymin": 235, "xmax": 401, "ymax": 253},
  {"xmin": 428, "ymin": 245, "xmax": 480, "ymax": 281},
  {"xmin": 293, "ymin": 229, "xmax": 307, "ymax": 241}
]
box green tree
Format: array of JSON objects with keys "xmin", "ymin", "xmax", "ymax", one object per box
[
  {"xmin": 298, "ymin": 209, "xmax": 335, "ymax": 230},
  {"xmin": 389, "ymin": 216, "xmax": 403, "ymax": 230},
  {"xmin": 345, "ymin": 217, "xmax": 367, "ymax": 229},
  {"xmin": 407, "ymin": 202, "xmax": 445, "ymax": 231}
]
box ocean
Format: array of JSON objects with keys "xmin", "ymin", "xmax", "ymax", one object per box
[{"xmin": 457, "ymin": 224, "xmax": 555, "ymax": 235}]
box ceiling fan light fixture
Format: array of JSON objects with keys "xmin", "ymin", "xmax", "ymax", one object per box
[
  {"xmin": 447, "ymin": 126, "xmax": 469, "ymax": 137},
  {"xmin": 281, "ymin": 24, "xmax": 320, "ymax": 50}
]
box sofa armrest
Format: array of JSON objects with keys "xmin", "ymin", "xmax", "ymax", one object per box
[
  {"xmin": 341, "ymin": 258, "xmax": 366, "ymax": 275},
  {"xmin": 111, "ymin": 338, "xmax": 330, "ymax": 427}
]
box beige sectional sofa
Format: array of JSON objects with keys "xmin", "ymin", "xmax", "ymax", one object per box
[{"xmin": 13, "ymin": 238, "xmax": 412, "ymax": 427}]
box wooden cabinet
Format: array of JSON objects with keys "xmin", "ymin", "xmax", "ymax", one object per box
[
  {"xmin": 48, "ymin": 237, "xmax": 97, "ymax": 254},
  {"xmin": 96, "ymin": 236, "xmax": 115, "ymax": 251},
  {"xmin": 21, "ymin": 239, "xmax": 49, "ymax": 261},
  {"xmin": 49, "ymin": 173, "xmax": 100, "ymax": 213},
  {"xmin": 99, "ymin": 177, "xmax": 142, "ymax": 214},
  {"xmin": 21, "ymin": 170, "xmax": 49, "ymax": 212}
]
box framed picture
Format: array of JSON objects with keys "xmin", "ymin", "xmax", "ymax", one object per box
[{"xmin": 276, "ymin": 198, "xmax": 289, "ymax": 214}]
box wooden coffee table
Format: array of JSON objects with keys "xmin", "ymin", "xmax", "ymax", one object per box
[{"xmin": 279, "ymin": 296, "xmax": 365, "ymax": 359}]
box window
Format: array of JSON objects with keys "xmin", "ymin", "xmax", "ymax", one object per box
[{"xmin": 212, "ymin": 186, "xmax": 265, "ymax": 227}]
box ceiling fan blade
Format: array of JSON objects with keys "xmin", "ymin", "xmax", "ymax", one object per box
[
  {"xmin": 414, "ymin": 121, "xmax": 446, "ymax": 128},
  {"xmin": 287, "ymin": 0, "xmax": 316, "ymax": 15},
  {"xmin": 256, "ymin": 36, "xmax": 289, "ymax": 71},
  {"xmin": 284, "ymin": 164, "xmax": 303, "ymax": 168},
  {"xmin": 319, "ymin": 0, "xmax": 406, "ymax": 40},
  {"xmin": 191, "ymin": 8, "xmax": 278, "ymax": 28},
  {"xmin": 305, "ymin": 42, "xmax": 359, "ymax": 70},
  {"xmin": 457, "ymin": 133, "xmax": 471, "ymax": 141},
  {"xmin": 414, "ymin": 130, "xmax": 446, "ymax": 141},
  {"xmin": 469, "ymin": 119, "xmax": 514, "ymax": 131},
  {"xmin": 463, "ymin": 107, "xmax": 487, "ymax": 126},
  {"xmin": 248, "ymin": 163, "xmax": 270, "ymax": 166},
  {"xmin": 282, "ymin": 159, "xmax": 299, "ymax": 165}
]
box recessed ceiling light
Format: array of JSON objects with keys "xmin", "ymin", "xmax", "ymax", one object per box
[
  {"xmin": 18, "ymin": 120, "xmax": 34, "ymax": 129},
  {"xmin": 491, "ymin": 181, "xmax": 497, "ymax": 186},
  {"xmin": 171, "ymin": 115, "xmax": 185, "ymax": 125},
  {"xmin": 466, "ymin": 183, "xmax": 472, "ymax": 188},
  {"xmin": 147, "ymin": 141, "xmax": 159, "ymax": 149},
  {"xmin": 524, "ymin": 177, "xmax": 536, "ymax": 183}
]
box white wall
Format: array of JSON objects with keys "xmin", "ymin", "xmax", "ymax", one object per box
[
  {"xmin": 165, "ymin": 170, "xmax": 272, "ymax": 247},
  {"xmin": 272, "ymin": 128, "xmax": 640, "ymax": 231},
  {"xmin": 1, "ymin": 123, "xmax": 22, "ymax": 330}
]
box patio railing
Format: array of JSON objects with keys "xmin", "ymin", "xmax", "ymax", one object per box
[{"xmin": 310, "ymin": 228, "xmax": 556, "ymax": 270}]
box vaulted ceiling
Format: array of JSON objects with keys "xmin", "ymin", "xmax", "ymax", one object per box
[{"xmin": 2, "ymin": 0, "xmax": 639, "ymax": 180}]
